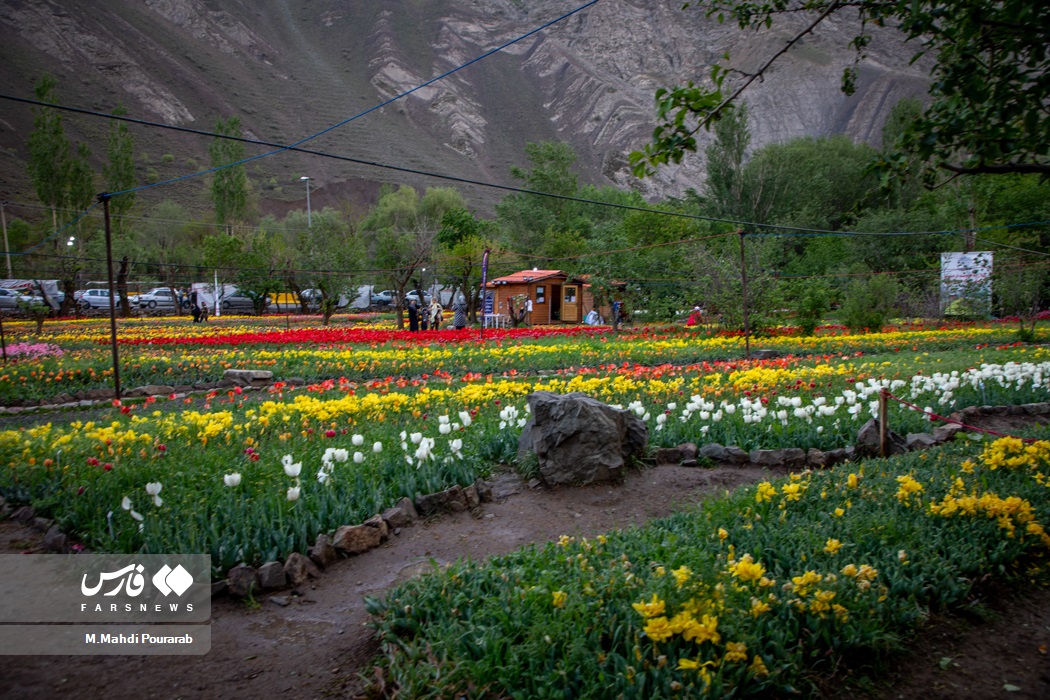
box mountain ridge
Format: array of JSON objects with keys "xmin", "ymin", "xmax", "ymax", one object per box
[{"xmin": 0, "ymin": 0, "xmax": 931, "ymax": 217}]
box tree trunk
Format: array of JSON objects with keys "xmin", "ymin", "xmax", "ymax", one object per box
[{"xmin": 117, "ymin": 256, "xmax": 132, "ymax": 318}]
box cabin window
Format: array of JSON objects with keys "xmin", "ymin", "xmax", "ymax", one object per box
[
  {"xmin": 535, "ymin": 286, "xmax": 545, "ymax": 304},
  {"xmin": 565, "ymin": 288, "xmax": 577, "ymax": 303}
]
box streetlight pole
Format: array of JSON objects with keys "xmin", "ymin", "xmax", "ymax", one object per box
[{"xmin": 300, "ymin": 176, "xmax": 312, "ymax": 227}]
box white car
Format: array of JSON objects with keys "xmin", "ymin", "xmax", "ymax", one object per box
[
  {"xmin": 0, "ymin": 288, "xmax": 44, "ymax": 309},
  {"xmin": 137, "ymin": 288, "xmax": 188, "ymax": 310},
  {"xmin": 76, "ymin": 289, "xmax": 121, "ymax": 310}
]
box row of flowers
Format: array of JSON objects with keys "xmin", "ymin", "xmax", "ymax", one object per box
[
  {"xmin": 0, "ymin": 322, "xmax": 1040, "ymax": 404},
  {"xmin": 1, "ymin": 348, "xmax": 1046, "ymax": 573}
]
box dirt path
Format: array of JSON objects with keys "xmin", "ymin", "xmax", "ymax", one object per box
[{"xmin": 1, "ymin": 465, "xmax": 770, "ymax": 699}]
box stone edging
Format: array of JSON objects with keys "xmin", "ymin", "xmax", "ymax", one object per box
[{"xmin": 652, "ymin": 401, "xmax": 1050, "ymax": 470}]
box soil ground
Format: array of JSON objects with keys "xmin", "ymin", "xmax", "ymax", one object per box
[{"xmin": 2, "ymin": 421, "xmax": 1050, "ymax": 699}]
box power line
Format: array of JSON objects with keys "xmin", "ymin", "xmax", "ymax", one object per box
[
  {"xmin": 107, "ymin": 0, "xmax": 603, "ymax": 197},
  {"xmin": 12, "ymin": 91, "xmax": 1050, "ymax": 246}
]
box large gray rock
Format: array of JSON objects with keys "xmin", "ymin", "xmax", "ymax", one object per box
[
  {"xmin": 856, "ymin": 418, "xmax": 908, "ymax": 456},
  {"xmin": 517, "ymin": 391, "xmax": 648, "ymax": 486}
]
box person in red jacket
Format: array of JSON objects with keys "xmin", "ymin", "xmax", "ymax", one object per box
[{"xmin": 687, "ymin": 306, "xmax": 703, "ymax": 326}]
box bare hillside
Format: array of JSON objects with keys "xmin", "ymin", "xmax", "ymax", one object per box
[{"xmin": 0, "ymin": 0, "xmax": 930, "ymax": 214}]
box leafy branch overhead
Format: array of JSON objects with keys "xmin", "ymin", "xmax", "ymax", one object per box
[{"xmin": 630, "ymin": 0, "xmax": 1050, "ymax": 182}]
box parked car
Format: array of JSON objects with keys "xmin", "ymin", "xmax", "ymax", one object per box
[
  {"xmin": 402, "ymin": 291, "xmax": 433, "ymax": 305},
  {"xmin": 137, "ymin": 288, "xmax": 188, "ymax": 310},
  {"xmin": 0, "ymin": 288, "xmax": 44, "ymax": 309},
  {"xmin": 76, "ymin": 289, "xmax": 121, "ymax": 310},
  {"xmin": 219, "ymin": 292, "xmax": 270, "ymax": 313},
  {"xmin": 370, "ymin": 290, "xmax": 394, "ymax": 307}
]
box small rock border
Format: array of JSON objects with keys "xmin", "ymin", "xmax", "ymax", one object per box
[
  {"xmin": 652, "ymin": 402, "xmax": 1050, "ymax": 470},
  {"xmin": 0, "ymin": 369, "xmax": 306, "ymax": 413},
  {"xmin": 219, "ymin": 479, "xmax": 495, "ymax": 601}
]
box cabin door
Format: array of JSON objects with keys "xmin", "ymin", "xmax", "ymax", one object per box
[{"xmin": 562, "ymin": 284, "xmax": 580, "ymax": 323}]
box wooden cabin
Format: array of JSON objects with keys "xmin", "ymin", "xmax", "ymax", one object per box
[{"xmin": 484, "ymin": 269, "xmax": 603, "ymax": 325}]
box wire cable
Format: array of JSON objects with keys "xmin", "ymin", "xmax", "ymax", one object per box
[{"xmin": 104, "ymin": 0, "xmax": 602, "ymax": 197}]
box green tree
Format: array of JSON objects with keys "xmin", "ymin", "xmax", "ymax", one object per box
[
  {"xmin": 497, "ymin": 142, "xmax": 584, "ymax": 254},
  {"xmin": 104, "ymin": 104, "xmax": 136, "ymax": 239},
  {"xmin": 209, "ymin": 117, "xmax": 249, "ymax": 233},
  {"xmin": 632, "ymin": 1, "xmax": 1050, "ymax": 182},
  {"xmin": 28, "ymin": 76, "xmax": 97, "ymax": 315},
  {"xmin": 201, "ymin": 233, "xmax": 243, "ymax": 308},
  {"xmin": 296, "ymin": 208, "xmax": 364, "ymax": 325},
  {"xmin": 27, "ymin": 75, "xmax": 69, "ymax": 233},
  {"xmin": 363, "ymin": 186, "xmax": 463, "ymax": 328},
  {"xmin": 842, "ymin": 274, "xmax": 900, "ymax": 333},
  {"xmin": 703, "ymin": 102, "xmax": 752, "ymax": 219},
  {"xmin": 438, "ymin": 208, "xmax": 498, "ymax": 322}
]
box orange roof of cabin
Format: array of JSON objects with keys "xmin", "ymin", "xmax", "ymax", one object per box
[{"xmin": 486, "ymin": 269, "xmax": 565, "ymax": 287}]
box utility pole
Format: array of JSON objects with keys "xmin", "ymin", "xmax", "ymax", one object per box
[
  {"xmin": 98, "ymin": 193, "xmax": 122, "ymax": 400},
  {"xmin": 1, "ymin": 201, "xmax": 10, "ymax": 279},
  {"xmin": 739, "ymin": 229, "xmax": 751, "ymax": 361}
]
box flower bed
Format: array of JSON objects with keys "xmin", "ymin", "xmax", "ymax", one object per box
[
  {"xmin": 366, "ymin": 437, "xmax": 1050, "ymax": 697},
  {"xmin": 1, "ymin": 346, "xmax": 1047, "ymax": 579},
  {"xmin": 0, "ymin": 319, "xmax": 1042, "ymax": 405}
]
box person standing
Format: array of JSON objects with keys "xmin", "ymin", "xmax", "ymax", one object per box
[
  {"xmin": 200, "ymin": 302, "xmax": 210, "ymax": 322},
  {"xmin": 191, "ymin": 301, "xmax": 201, "ymax": 323},
  {"xmin": 452, "ymin": 292, "xmax": 468, "ymax": 330},
  {"xmin": 408, "ymin": 299, "xmax": 419, "ymax": 332},
  {"xmin": 524, "ymin": 296, "xmax": 533, "ymax": 327},
  {"xmin": 429, "ymin": 297, "xmax": 443, "ymax": 331}
]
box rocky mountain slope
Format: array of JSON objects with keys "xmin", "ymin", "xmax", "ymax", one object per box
[{"xmin": 0, "ymin": 0, "xmax": 930, "ymax": 215}]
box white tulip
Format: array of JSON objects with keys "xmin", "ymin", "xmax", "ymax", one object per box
[
  {"xmin": 224, "ymin": 473, "xmax": 242, "ymax": 487},
  {"xmin": 410, "ymin": 432, "xmax": 423, "ymax": 444},
  {"xmin": 438, "ymin": 415, "xmax": 450, "ymax": 425},
  {"xmin": 459, "ymin": 411, "xmax": 473, "ymax": 427},
  {"xmin": 353, "ymin": 451, "xmax": 364, "ymax": 463},
  {"xmin": 286, "ymin": 486, "xmax": 301, "ymax": 502},
  {"xmin": 439, "ymin": 423, "xmax": 452, "ymax": 435},
  {"xmin": 121, "ymin": 496, "xmax": 132, "ymax": 511},
  {"xmin": 351, "ymin": 434, "xmax": 364, "ymax": 446},
  {"xmin": 373, "ymin": 441, "xmax": 383, "ymax": 453}
]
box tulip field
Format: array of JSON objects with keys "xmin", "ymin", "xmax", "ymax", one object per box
[{"xmin": 0, "ymin": 314, "xmax": 1049, "ymax": 695}]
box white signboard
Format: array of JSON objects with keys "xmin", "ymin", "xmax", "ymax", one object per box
[{"xmin": 941, "ymin": 251, "xmax": 992, "ymax": 316}]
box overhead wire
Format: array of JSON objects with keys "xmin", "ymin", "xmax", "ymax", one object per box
[
  {"xmin": 104, "ymin": 0, "xmax": 603, "ymax": 198},
  {"xmin": 8, "ymin": 90, "xmax": 1050, "ymax": 248}
]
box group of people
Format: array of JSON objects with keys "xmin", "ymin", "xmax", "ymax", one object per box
[
  {"xmin": 192, "ymin": 301, "xmax": 209, "ymax": 323},
  {"xmin": 407, "ymin": 293, "xmax": 469, "ymax": 332}
]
